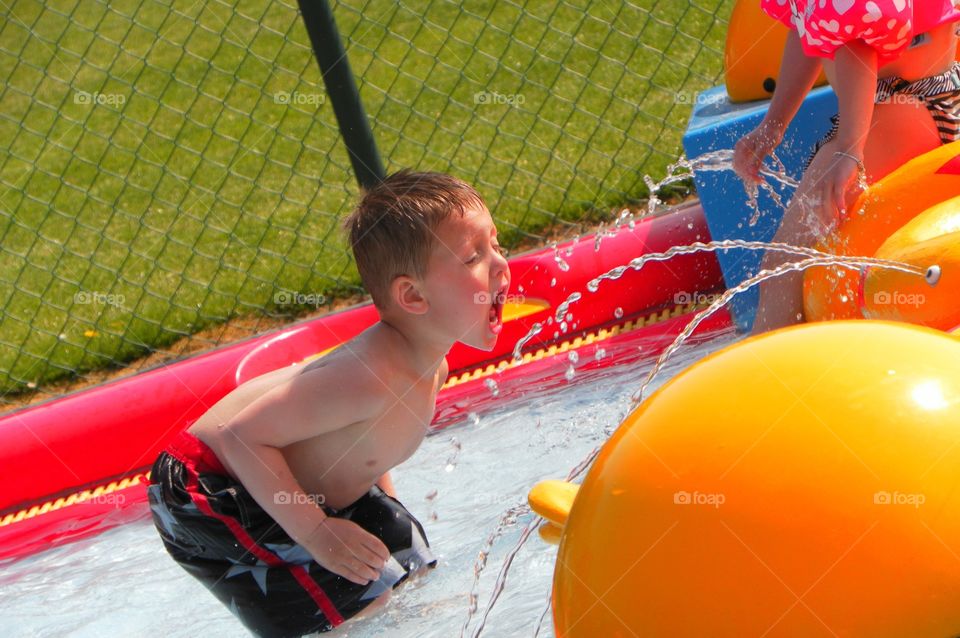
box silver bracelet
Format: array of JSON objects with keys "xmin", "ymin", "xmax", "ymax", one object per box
[{"xmin": 833, "ymin": 151, "xmax": 865, "ymax": 177}]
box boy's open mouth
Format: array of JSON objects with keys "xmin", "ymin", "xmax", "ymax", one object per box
[{"xmin": 488, "ymin": 286, "xmax": 507, "ymax": 335}]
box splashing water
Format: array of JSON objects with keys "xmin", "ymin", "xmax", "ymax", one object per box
[
  {"xmin": 512, "ymin": 322, "xmax": 543, "ymax": 362},
  {"xmin": 458, "ymin": 503, "xmax": 534, "ymax": 638},
  {"xmin": 516, "ymin": 239, "xmax": 864, "ymax": 337},
  {"xmin": 630, "ymin": 253, "xmax": 925, "ymax": 405},
  {"xmin": 553, "ymin": 293, "xmax": 581, "ymax": 323},
  {"xmin": 552, "ymin": 244, "xmax": 570, "ymax": 272},
  {"xmin": 642, "ymin": 150, "xmax": 798, "ymax": 224}
]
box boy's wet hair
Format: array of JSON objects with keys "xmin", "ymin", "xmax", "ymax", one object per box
[{"xmin": 344, "ymin": 170, "xmax": 485, "ymax": 309}]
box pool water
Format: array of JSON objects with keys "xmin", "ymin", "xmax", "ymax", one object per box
[{"xmin": 0, "ymin": 324, "xmax": 735, "ymax": 638}]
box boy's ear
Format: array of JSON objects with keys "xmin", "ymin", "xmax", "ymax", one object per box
[{"xmin": 390, "ymin": 275, "xmax": 429, "ymax": 315}]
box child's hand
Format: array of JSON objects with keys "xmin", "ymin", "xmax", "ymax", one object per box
[
  {"xmin": 304, "ymin": 518, "xmax": 391, "ymax": 585},
  {"xmin": 813, "ymin": 153, "xmax": 865, "ymax": 225},
  {"xmin": 733, "ymin": 120, "xmax": 784, "ymax": 184}
]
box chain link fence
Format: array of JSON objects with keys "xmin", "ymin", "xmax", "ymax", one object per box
[{"xmin": 0, "ymin": 0, "xmax": 732, "ymax": 408}]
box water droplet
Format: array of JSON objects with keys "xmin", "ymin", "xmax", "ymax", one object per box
[
  {"xmin": 587, "ymin": 280, "xmax": 599, "ymax": 293},
  {"xmin": 565, "ymin": 312, "xmax": 573, "ymax": 322},
  {"xmin": 564, "ymin": 365, "xmax": 576, "ymax": 381},
  {"xmin": 553, "ymin": 331, "xmax": 559, "ymax": 338},
  {"xmin": 567, "ymin": 351, "xmax": 579, "ymax": 364},
  {"xmin": 687, "ymin": 223, "xmax": 693, "ymax": 229},
  {"xmin": 550, "ymin": 277, "xmax": 557, "ymax": 287},
  {"xmin": 839, "ymin": 295, "xmax": 848, "ymax": 303},
  {"xmin": 445, "ymin": 464, "xmax": 455, "ymax": 473},
  {"xmin": 484, "ymin": 378, "xmax": 499, "ymax": 397},
  {"xmin": 517, "ymin": 285, "xmax": 524, "ymax": 293},
  {"xmin": 613, "ymin": 307, "xmax": 623, "ymax": 319},
  {"xmin": 594, "ymin": 348, "xmax": 606, "ymax": 361}
]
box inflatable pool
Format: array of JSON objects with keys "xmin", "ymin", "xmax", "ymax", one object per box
[{"xmin": 0, "ymin": 202, "xmax": 728, "ymax": 564}]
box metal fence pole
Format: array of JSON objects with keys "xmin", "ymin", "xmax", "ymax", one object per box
[{"xmin": 297, "ymin": 0, "xmax": 386, "ymax": 188}]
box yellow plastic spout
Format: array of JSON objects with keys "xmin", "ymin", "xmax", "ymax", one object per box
[{"xmin": 528, "ymin": 479, "xmax": 580, "ymax": 545}]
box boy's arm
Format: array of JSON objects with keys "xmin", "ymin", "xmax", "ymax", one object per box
[{"xmin": 211, "ymin": 363, "xmax": 391, "ymax": 584}]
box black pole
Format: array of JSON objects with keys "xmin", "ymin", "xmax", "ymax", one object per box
[{"xmin": 297, "ymin": 0, "xmax": 385, "ymax": 189}]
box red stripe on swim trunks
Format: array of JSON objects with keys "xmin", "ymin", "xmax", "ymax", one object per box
[{"xmin": 182, "ymin": 459, "xmax": 345, "ymax": 627}]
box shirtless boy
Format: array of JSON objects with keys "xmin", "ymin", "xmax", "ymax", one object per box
[{"xmin": 148, "ymin": 170, "xmax": 511, "ymax": 637}]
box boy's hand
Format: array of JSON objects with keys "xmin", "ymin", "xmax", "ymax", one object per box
[{"xmin": 304, "ymin": 518, "xmax": 391, "ymax": 585}]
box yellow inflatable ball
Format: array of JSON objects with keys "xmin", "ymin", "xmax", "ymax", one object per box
[
  {"xmin": 554, "ymin": 321, "xmax": 960, "ymax": 638},
  {"xmin": 863, "ymin": 195, "xmax": 960, "ymax": 331}
]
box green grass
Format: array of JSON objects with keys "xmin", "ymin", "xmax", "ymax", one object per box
[{"xmin": 0, "ymin": 0, "xmax": 732, "ymax": 396}]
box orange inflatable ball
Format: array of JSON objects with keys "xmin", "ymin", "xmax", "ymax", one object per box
[
  {"xmin": 724, "ymin": 0, "xmax": 827, "ymax": 102},
  {"xmin": 804, "ymin": 141, "xmax": 960, "ymax": 322},
  {"xmin": 553, "ymin": 321, "xmax": 960, "ymax": 638},
  {"xmin": 863, "ymin": 196, "xmax": 960, "ymax": 331}
]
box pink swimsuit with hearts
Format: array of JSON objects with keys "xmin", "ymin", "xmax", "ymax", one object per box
[{"xmin": 762, "ymin": 0, "xmax": 960, "ymax": 60}]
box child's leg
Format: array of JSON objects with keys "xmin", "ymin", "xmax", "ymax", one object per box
[
  {"xmin": 751, "ymin": 100, "xmax": 941, "ymax": 334},
  {"xmin": 752, "ymin": 137, "xmax": 851, "ymax": 333}
]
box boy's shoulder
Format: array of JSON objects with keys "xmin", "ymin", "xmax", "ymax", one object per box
[{"xmin": 301, "ymin": 323, "xmax": 409, "ymax": 394}]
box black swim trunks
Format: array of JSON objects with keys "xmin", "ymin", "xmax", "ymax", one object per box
[{"xmin": 147, "ymin": 430, "xmax": 436, "ymax": 638}]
